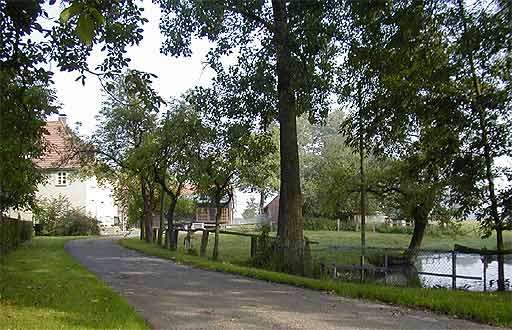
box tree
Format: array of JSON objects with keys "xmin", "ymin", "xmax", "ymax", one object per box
[
  {"xmin": 156, "ymin": 0, "xmax": 338, "ymax": 273},
  {"xmin": 239, "ymin": 124, "xmax": 280, "ymax": 214},
  {"xmin": 188, "ymin": 87, "xmax": 274, "ymax": 260},
  {"xmin": 338, "ymin": 0, "xmax": 466, "ymax": 262},
  {"xmin": 152, "ymin": 100, "xmax": 207, "ymax": 249},
  {"xmin": 82, "ymin": 71, "xmax": 162, "ymax": 242},
  {"xmin": 448, "ymin": 0, "xmax": 512, "ymax": 291},
  {"xmin": 0, "ymin": 1, "xmax": 59, "ymax": 216},
  {"xmin": 242, "ymin": 197, "xmax": 259, "ymax": 220},
  {"xmin": 297, "ymin": 110, "xmax": 381, "ymax": 221},
  {"xmin": 1, "ymin": 0, "xmax": 149, "ymax": 217}
]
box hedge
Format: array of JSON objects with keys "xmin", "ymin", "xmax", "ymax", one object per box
[{"xmin": 0, "ymin": 216, "xmax": 33, "ymax": 257}]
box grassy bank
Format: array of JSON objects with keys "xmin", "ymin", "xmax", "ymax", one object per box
[
  {"xmin": 120, "ymin": 237, "xmax": 512, "ymax": 327},
  {"xmin": 0, "ymin": 237, "xmax": 148, "ymax": 330}
]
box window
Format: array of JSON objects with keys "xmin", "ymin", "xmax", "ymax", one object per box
[{"xmin": 56, "ymin": 172, "xmax": 67, "ymax": 186}]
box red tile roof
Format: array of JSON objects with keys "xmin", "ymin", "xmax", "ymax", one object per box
[{"xmin": 34, "ymin": 120, "xmax": 79, "ymax": 169}]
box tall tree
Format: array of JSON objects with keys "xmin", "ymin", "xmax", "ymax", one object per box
[
  {"xmin": 188, "ymin": 87, "xmax": 274, "ymax": 260},
  {"xmin": 81, "ymin": 71, "xmax": 162, "ymax": 242},
  {"xmin": 0, "ymin": 2, "xmax": 59, "ymax": 216},
  {"xmin": 157, "ymin": 0, "xmax": 338, "ymax": 273},
  {"xmin": 448, "ymin": 0, "xmax": 512, "ymax": 291},
  {"xmin": 152, "ymin": 100, "xmax": 207, "ymax": 249},
  {"xmin": 339, "ymin": 0, "xmax": 466, "ymax": 262},
  {"xmin": 1, "ymin": 0, "xmax": 149, "ymax": 217}
]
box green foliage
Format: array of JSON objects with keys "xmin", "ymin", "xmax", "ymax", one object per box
[
  {"xmin": 242, "ymin": 197, "xmax": 259, "ymax": 220},
  {"xmin": 32, "ymin": 197, "xmax": 99, "ymax": 236},
  {"xmin": 0, "ymin": 2, "xmax": 59, "ymax": 212},
  {"xmin": 0, "ymin": 217, "xmax": 33, "ymax": 257},
  {"xmin": 187, "ymin": 87, "xmax": 275, "ymax": 208},
  {"xmin": 297, "ymin": 111, "xmax": 381, "ymax": 219},
  {"xmin": 250, "ymin": 225, "xmax": 276, "ymax": 269},
  {"xmin": 303, "ymin": 217, "xmax": 337, "ymax": 231},
  {"xmin": 174, "ymin": 197, "xmax": 196, "ymax": 221},
  {"xmin": 1, "ymin": 1, "xmax": 150, "ymax": 213}
]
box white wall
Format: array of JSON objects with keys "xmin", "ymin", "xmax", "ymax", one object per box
[
  {"xmin": 85, "ymin": 177, "xmax": 118, "ymax": 227},
  {"xmin": 8, "ymin": 171, "xmax": 119, "ymax": 227},
  {"xmin": 37, "ymin": 170, "xmax": 87, "ymax": 210}
]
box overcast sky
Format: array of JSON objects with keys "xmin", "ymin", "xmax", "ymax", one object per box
[{"xmin": 46, "ymin": 1, "xmax": 215, "ymax": 135}]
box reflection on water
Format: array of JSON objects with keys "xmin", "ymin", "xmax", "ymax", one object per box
[{"xmin": 416, "ymin": 253, "xmax": 512, "ymax": 291}]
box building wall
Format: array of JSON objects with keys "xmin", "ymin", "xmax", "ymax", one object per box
[
  {"xmin": 84, "ymin": 177, "xmax": 118, "ymax": 227},
  {"xmin": 8, "ymin": 170, "xmax": 118, "ymax": 227},
  {"xmin": 263, "ymin": 196, "xmax": 279, "ymax": 225},
  {"xmin": 37, "ymin": 170, "xmax": 87, "ymax": 211}
]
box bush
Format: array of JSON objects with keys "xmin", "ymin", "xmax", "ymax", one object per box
[
  {"xmin": 33, "ymin": 197, "xmax": 100, "ymax": 236},
  {"xmin": 304, "ymin": 217, "xmax": 355, "ymax": 231},
  {"xmin": 375, "ymin": 223, "xmax": 414, "ymax": 234},
  {"xmin": 374, "ymin": 222, "xmax": 466, "ymax": 237},
  {"xmin": 0, "ymin": 216, "xmax": 33, "ymax": 256}
]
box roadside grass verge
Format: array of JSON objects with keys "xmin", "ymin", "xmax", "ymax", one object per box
[
  {"xmin": 0, "ymin": 237, "xmax": 148, "ymax": 330},
  {"xmin": 120, "ymin": 237, "xmax": 512, "ymax": 328}
]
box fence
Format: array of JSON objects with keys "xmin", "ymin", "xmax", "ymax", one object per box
[
  {"xmin": 0, "ymin": 216, "xmax": 33, "ymax": 257},
  {"xmin": 151, "ymin": 227, "xmax": 263, "ymax": 260},
  {"xmin": 313, "ymin": 245, "xmax": 511, "ymax": 292}
]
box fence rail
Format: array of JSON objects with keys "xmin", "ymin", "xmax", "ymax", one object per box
[
  {"xmin": 0, "ymin": 216, "xmax": 33, "ymax": 257},
  {"xmin": 317, "ymin": 245, "xmax": 510, "ymax": 292}
]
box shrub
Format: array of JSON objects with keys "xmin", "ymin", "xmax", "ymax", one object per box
[
  {"xmin": 0, "ymin": 216, "xmax": 33, "ymax": 256},
  {"xmin": 304, "ymin": 217, "xmax": 337, "ymax": 231},
  {"xmin": 303, "ymin": 217, "xmax": 358, "ymax": 231},
  {"xmin": 33, "ymin": 197, "xmax": 100, "ymax": 236},
  {"xmin": 375, "ymin": 223, "xmax": 414, "ymax": 234}
]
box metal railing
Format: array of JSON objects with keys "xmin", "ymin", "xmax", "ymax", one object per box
[{"xmin": 314, "ymin": 245, "xmax": 510, "ymax": 291}]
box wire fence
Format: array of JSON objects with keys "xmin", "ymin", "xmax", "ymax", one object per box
[{"xmin": 311, "ymin": 245, "xmax": 511, "ymax": 291}]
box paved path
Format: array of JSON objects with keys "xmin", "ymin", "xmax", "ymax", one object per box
[{"xmin": 66, "ymin": 237, "xmax": 500, "ymax": 330}]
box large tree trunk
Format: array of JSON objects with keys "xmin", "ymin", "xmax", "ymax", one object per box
[
  {"xmin": 272, "ymin": 0, "xmax": 304, "ymax": 275},
  {"xmin": 212, "ymin": 200, "xmax": 222, "ymax": 260},
  {"xmin": 404, "ymin": 207, "xmax": 429, "ymax": 264}
]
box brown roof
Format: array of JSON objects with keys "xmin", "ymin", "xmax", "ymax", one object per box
[{"xmin": 34, "ymin": 120, "xmax": 79, "ymax": 169}]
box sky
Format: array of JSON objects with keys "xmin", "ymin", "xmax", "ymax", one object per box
[
  {"xmin": 41, "ymin": 1, "xmax": 510, "ymax": 212},
  {"xmin": 46, "ymin": 1, "xmax": 215, "ymax": 134},
  {"xmin": 42, "ymin": 2, "xmax": 267, "ymax": 218}
]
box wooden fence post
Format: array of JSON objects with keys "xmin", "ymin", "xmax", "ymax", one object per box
[
  {"xmin": 384, "ymin": 253, "xmax": 389, "ymax": 285},
  {"xmin": 452, "ymin": 250, "xmax": 457, "ymax": 289},
  {"xmin": 200, "ymin": 230, "xmax": 209, "ymax": 257},
  {"xmin": 170, "ymin": 229, "xmax": 179, "ymax": 251}
]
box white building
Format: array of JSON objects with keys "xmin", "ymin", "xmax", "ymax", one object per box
[{"xmin": 10, "ymin": 115, "xmax": 120, "ymax": 228}]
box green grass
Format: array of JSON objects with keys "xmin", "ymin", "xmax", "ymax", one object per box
[
  {"xmin": 165, "ymin": 229, "xmax": 512, "ymax": 266},
  {"xmin": 0, "ymin": 237, "xmax": 148, "ymax": 330},
  {"xmin": 120, "ymin": 235, "xmax": 512, "ymax": 328}
]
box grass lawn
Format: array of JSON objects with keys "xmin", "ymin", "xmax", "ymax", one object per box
[
  {"xmin": 163, "ymin": 229, "xmax": 512, "ymax": 266},
  {"xmin": 0, "ymin": 237, "xmax": 148, "ymax": 330},
  {"xmin": 119, "ymin": 237, "xmax": 512, "ymax": 328}
]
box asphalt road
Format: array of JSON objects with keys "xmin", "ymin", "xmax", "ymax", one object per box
[{"xmin": 66, "ymin": 237, "xmax": 501, "ymax": 330}]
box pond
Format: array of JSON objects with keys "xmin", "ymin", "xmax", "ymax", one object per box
[{"xmin": 416, "ymin": 253, "xmax": 512, "ymax": 291}]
